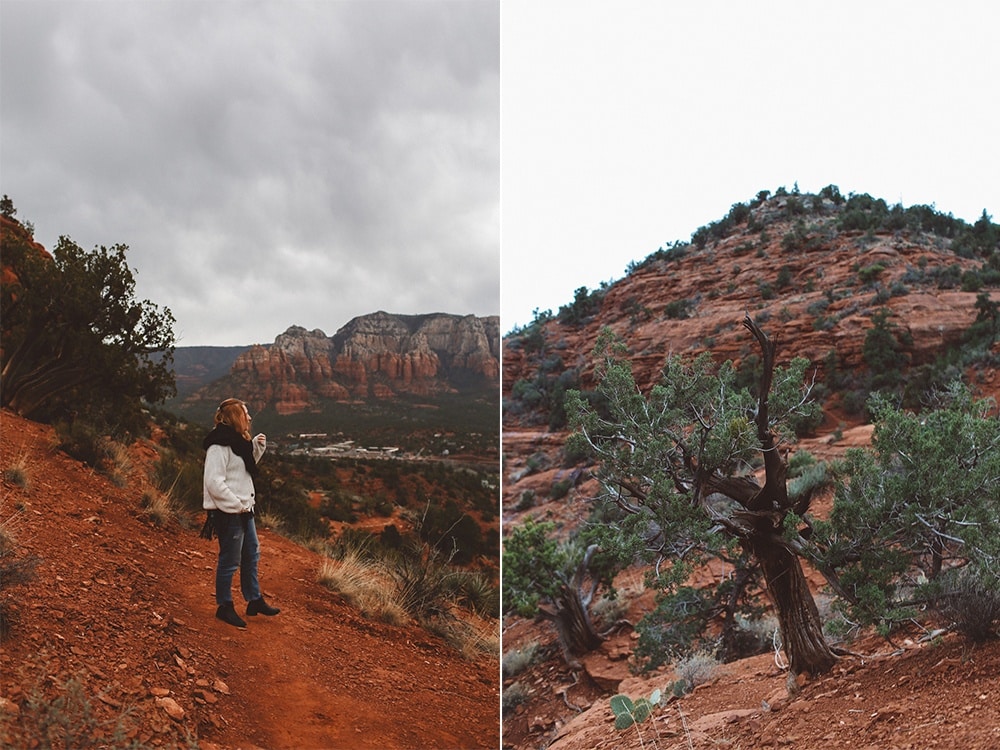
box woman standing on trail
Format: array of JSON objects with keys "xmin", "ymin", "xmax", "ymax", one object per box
[{"xmin": 201, "ymin": 398, "xmax": 280, "ymax": 628}]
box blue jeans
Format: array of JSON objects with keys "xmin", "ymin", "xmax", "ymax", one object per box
[{"xmin": 215, "ymin": 512, "xmax": 261, "ymax": 605}]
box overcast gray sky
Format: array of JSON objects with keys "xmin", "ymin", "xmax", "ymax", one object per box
[
  {"xmin": 502, "ymin": 0, "xmax": 1000, "ymax": 332},
  {"xmin": 1, "ymin": 0, "xmax": 499, "ymax": 346}
]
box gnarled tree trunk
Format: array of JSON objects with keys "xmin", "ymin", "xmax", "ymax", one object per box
[
  {"xmin": 747, "ymin": 532, "xmax": 837, "ymax": 675},
  {"xmin": 715, "ymin": 317, "xmax": 838, "ymax": 676},
  {"xmin": 537, "ymin": 544, "xmax": 604, "ymax": 666}
]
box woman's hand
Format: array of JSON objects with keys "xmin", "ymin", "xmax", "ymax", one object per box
[{"xmin": 254, "ymin": 433, "xmax": 267, "ymax": 449}]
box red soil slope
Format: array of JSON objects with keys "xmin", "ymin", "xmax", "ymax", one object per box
[
  {"xmin": 501, "ymin": 424, "xmax": 1000, "ymax": 750},
  {"xmin": 0, "ymin": 409, "xmax": 499, "ymax": 749},
  {"xmin": 505, "ymin": 625, "xmax": 1000, "ymax": 750}
]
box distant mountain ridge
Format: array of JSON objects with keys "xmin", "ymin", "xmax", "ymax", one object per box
[
  {"xmin": 169, "ymin": 345, "xmax": 249, "ymax": 398},
  {"xmin": 172, "ymin": 311, "xmax": 500, "ymax": 423}
]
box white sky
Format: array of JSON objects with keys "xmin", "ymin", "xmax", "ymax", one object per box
[
  {"xmin": 501, "ymin": 0, "xmax": 1000, "ymax": 332},
  {"xmin": 1, "ymin": 0, "xmax": 499, "ymax": 346}
]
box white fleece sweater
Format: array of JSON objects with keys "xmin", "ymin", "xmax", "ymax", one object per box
[{"xmin": 203, "ymin": 435, "xmax": 266, "ymax": 514}]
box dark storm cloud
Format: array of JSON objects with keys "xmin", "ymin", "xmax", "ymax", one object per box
[{"xmin": 1, "ymin": 0, "xmax": 499, "ymax": 345}]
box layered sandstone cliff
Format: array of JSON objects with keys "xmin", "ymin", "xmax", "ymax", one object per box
[{"xmin": 193, "ymin": 312, "xmax": 499, "ymax": 414}]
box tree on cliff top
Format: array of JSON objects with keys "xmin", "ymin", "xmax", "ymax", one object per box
[
  {"xmin": 564, "ymin": 316, "xmax": 837, "ymax": 676},
  {"xmin": 1, "ymin": 210, "xmax": 175, "ymax": 434}
]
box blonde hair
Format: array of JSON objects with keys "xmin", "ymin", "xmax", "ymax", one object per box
[{"xmin": 215, "ymin": 398, "xmax": 252, "ymax": 440}]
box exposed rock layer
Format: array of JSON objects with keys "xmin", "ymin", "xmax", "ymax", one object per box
[{"xmin": 193, "ymin": 312, "xmax": 499, "ymax": 414}]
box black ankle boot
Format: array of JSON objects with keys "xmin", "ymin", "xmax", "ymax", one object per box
[
  {"xmin": 216, "ymin": 602, "xmax": 247, "ymax": 629},
  {"xmin": 247, "ymin": 596, "xmax": 280, "ymax": 616}
]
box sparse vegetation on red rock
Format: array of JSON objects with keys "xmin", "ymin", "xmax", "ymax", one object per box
[
  {"xmin": 502, "ymin": 186, "xmax": 1000, "ymax": 750},
  {"xmin": 1, "ymin": 410, "xmax": 499, "ymax": 748}
]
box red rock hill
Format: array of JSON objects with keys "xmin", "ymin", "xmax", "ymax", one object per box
[{"xmin": 500, "ymin": 188, "xmax": 1000, "ymax": 750}]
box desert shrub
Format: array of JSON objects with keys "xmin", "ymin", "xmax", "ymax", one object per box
[
  {"xmin": 547, "ymin": 368, "xmax": 582, "ymax": 430},
  {"xmin": 960, "ymin": 268, "xmax": 984, "ymax": 292},
  {"xmin": 787, "ymin": 449, "xmax": 817, "ymax": 475},
  {"xmin": 3, "ymin": 449, "xmax": 32, "ymax": 490},
  {"xmin": 622, "ymin": 296, "xmax": 650, "ymax": 324},
  {"xmin": 453, "ymin": 571, "xmax": 500, "ymax": 618},
  {"xmin": 937, "ymin": 570, "xmax": 1000, "ymax": 643},
  {"xmin": 840, "ymin": 388, "xmax": 871, "ymax": 417},
  {"xmin": 951, "ymin": 210, "xmax": 999, "ymax": 259},
  {"xmin": 140, "ymin": 490, "xmax": 174, "ymax": 527},
  {"xmin": 732, "ymin": 613, "xmax": 781, "ymax": 656},
  {"xmin": 515, "ymin": 490, "xmax": 535, "ymax": 512},
  {"xmin": 501, "ymin": 682, "xmax": 530, "ymax": 712},
  {"xmin": 391, "ymin": 542, "xmax": 466, "ymax": 619},
  {"xmin": 889, "ymin": 280, "xmax": 909, "ymax": 296},
  {"xmin": 549, "ymin": 478, "xmax": 572, "ymax": 500},
  {"xmin": 629, "ymin": 240, "xmax": 689, "ymax": 273},
  {"xmin": 0, "ymin": 504, "xmax": 39, "ymax": 640},
  {"xmin": 524, "ymin": 451, "xmax": 549, "ymax": 475},
  {"xmin": 933, "ymin": 263, "xmax": 963, "ymax": 289},
  {"xmin": 695, "ymin": 203, "xmax": 749, "ymax": 246},
  {"xmin": 776, "ymin": 265, "xmax": 793, "ymax": 289},
  {"xmin": 635, "ymin": 586, "xmax": 716, "ymax": 669},
  {"xmin": 558, "ymin": 285, "xmax": 604, "ymax": 326},
  {"xmin": 502, "ymin": 641, "xmax": 540, "ymax": 679},
  {"xmin": 857, "ymin": 263, "xmax": 886, "ymax": 285},
  {"xmin": 510, "ymin": 378, "xmax": 544, "ymax": 410},
  {"xmin": 780, "ymin": 222, "xmax": 810, "ymax": 253},
  {"xmin": 54, "ymin": 420, "xmax": 113, "ymax": 469},
  {"xmin": 3, "ymin": 465, "xmax": 29, "ymax": 489},
  {"xmin": 785, "ymin": 195, "xmax": 805, "ymax": 216},
  {"xmin": 818, "ymin": 184, "xmax": 844, "ymax": 205},
  {"xmin": 507, "ymin": 309, "xmax": 552, "ymax": 355},
  {"xmin": 787, "ymin": 460, "xmax": 829, "ymax": 502},
  {"xmin": 664, "ymin": 298, "xmax": 694, "ymax": 320},
  {"xmin": 4, "ymin": 663, "xmax": 151, "ymax": 749},
  {"xmin": 418, "ymin": 499, "xmax": 484, "ymax": 565},
  {"xmin": 863, "ymin": 308, "xmax": 910, "ymax": 391},
  {"xmin": 254, "ymin": 510, "xmax": 286, "ymax": 535},
  {"xmin": 318, "ymin": 550, "xmax": 407, "ymax": 624},
  {"xmin": 422, "ymin": 612, "xmax": 498, "ymax": 660},
  {"xmin": 813, "ymin": 315, "xmax": 837, "ymax": 332},
  {"xmin": 673, "ymin": 649, "xmax": 721, "ymax": 693}
]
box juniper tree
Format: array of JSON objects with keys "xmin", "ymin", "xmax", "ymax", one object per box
[
  {"xmin": 812, "ymin": 384, "xmax": 1000, "ymax": 636},
  {"xmin": 1, "ymin": 218, "xmax": 175, "ymax": 433},
  {"xmin": 565, "ymin": 316, "xmax": 837, "ymax": 676}
]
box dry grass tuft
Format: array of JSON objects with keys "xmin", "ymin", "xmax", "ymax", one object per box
[
  {"xmin": 317, "ymin": 552, "xmax": 409, "ymax": 625},
  {"xmin": 254, "ymin": 511, "xmax": 286, "ymax": 535},
  {"xmin": 1, "ymin": 499, "xmax": 39, "ymax": 639},
  {"xmin": 502, "ymin": 641, "xmax": 540, "ymax": 679},
  {"xmin": 3, "ymin": 446, "xmax": 33, "ymax": 491},
  {"xmin": 424, "ymin": 613, "xmax": 499, "ymax": 661},
  {"xmin": 106, "ymin": 442, "xmax": 132, "ymax": 488},
  {"xmin": 674, "ymin": 649, "xmax": 721, "ymax": 691},
  {"xmin": 140, "ymin": 490, "xmax": 174, "ymax": 526}
]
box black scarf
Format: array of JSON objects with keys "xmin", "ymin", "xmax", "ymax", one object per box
[{"xmin": 202, "ymin": 423, "xmax": 258, "ymax": 478}]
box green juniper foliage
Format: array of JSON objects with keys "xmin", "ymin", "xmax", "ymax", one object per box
[
  {"xmin": 560, "ymin": 323, "xmax": 832, "ymax": 671},
  {"xmin": 812, "ymin": 384, "xmax": 1000, "ymax": 636}
]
